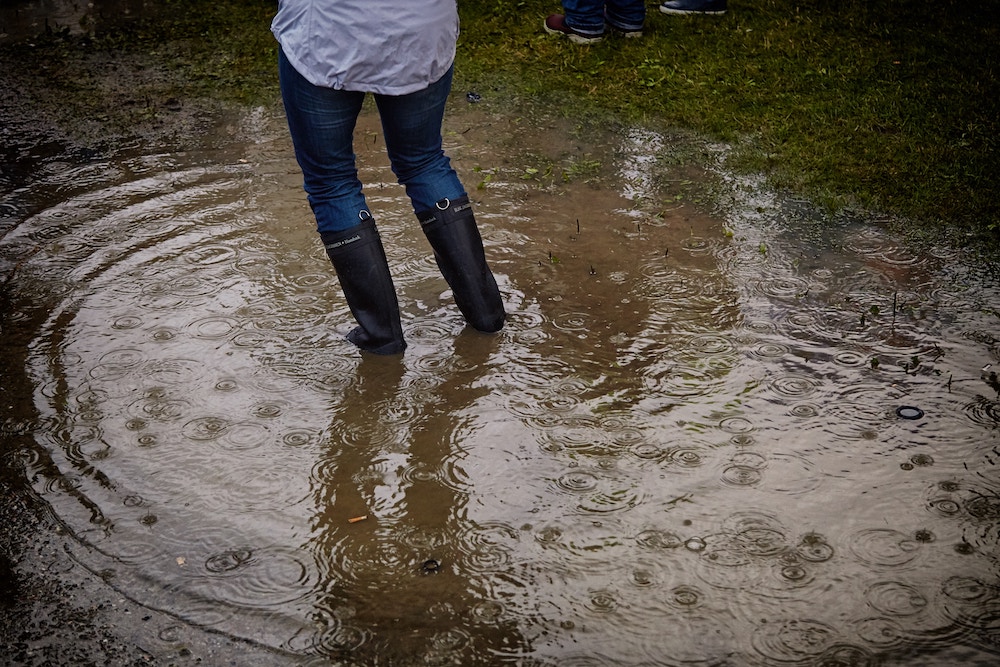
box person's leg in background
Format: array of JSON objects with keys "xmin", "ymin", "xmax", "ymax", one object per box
[
  {"xmin": 375, "ymin": 66, "xmax": 505, "ymax": 334},
  {"xmin": 545, "ymin": 0, "xmax": 607, "ymax": 43},
  {"xmin": 278, "ymin": 48, "xmax": 406, "ymax": 354},
  {"xmin": 606, "ymin": 0, "xmax": 646, "ymax": 35}
]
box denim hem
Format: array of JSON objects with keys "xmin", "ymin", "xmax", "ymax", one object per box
[
  {"xmin": 606, "ymin": 14, "xmax": 645, "ymax": 31},
  {"xmin": 562, "ymin": 16, "xmax": 607, "ymax": 36}
]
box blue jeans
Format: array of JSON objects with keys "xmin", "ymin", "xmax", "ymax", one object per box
[
  {"xmin": 562, "ymin": 0, "xmax": 646, "ymax": 35},
  {"xmin": 278, "ymin": 49, "xmax": 466, "ymax": 233}
]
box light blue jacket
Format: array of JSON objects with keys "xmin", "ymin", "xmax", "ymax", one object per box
[{"xmin": 272, "ymin": 0, "xmax": 459, "ymax": 95}]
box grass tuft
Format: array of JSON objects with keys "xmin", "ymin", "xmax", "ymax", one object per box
[{"xmin": 458, "ymin": 0, "xmax": 1000, "ymax": 249}]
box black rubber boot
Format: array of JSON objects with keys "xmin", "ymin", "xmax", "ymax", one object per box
[
  {"xmin": 321, "ymin": 217, "xmax": 406, "ymax": 355},
  {"xmin": 417, "ymin": 195, "xmax": 505, "ymax": 333}
]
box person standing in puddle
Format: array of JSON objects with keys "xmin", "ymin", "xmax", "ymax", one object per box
[
  {"xmin": 544, "ymin": 1, "xmax": 647, "ymax": 43},
  {"xmin": 272, "ymin": 1, "xmax": 505, "ymax": 355}
]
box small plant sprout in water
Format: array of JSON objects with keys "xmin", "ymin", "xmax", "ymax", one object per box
[
  {"xmin": 563, "ymin": 157, "xmax": 602, "ymax": 183},
  {"xmin": 860, "ymin": 303, "xmax": 880, "ymax": 327},
  {"xmin": 473, "ymin": 165, "xmax": 493, "ymax": 191}
]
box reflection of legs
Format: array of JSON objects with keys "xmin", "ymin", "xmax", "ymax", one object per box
[
  {"xmin": 279, "ymin": 49, "xmax": 405, "ymax": 354},
  {"xmin": 312, "ymin": 342, "xmax": 523, "ymax": 662},
  {"xmin": 375, "ymin": 68, "xmax": 505, "ymax": 333}
]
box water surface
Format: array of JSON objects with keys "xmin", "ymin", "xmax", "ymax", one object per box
[{"xmin": 2, "ymin": 99, "xmax": 999, "ymax": 666}]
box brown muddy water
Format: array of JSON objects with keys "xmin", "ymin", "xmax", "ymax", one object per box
[
  {"xmin": 3, "ymin": 38, "xmax": 1000, "ymax": 667},
  {"xmin": 0, "ymin": 0, "xmax": 155, "ymax": 40}
]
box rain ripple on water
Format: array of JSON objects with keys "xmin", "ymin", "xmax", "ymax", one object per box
[{"xmin": 3, "ymin": 106, "xmax": 1000, "ymax": 665}]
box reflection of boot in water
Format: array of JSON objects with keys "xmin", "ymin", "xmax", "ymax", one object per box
[
  {"xmin": 310, "ymin": 353, "xmax": 407, "ymax": 527},
  {"xmin": 417, "ymin": 195, "xmax": 505, "ymax": 334},
  {"xmin": 310, "ymin": 337, "xmax": 526, "ymax": 662},
  {"xmin": 321, "ymin": 215, "xmax": 406, "ymax": 355}
]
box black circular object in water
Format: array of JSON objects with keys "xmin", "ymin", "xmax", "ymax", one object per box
[
  {"xmin": 421, "ymin": 559, "xmax": 441, "ymax": 574},
  {"xmin": 896, "ymin": 406, "xmax": 925, "ymax": 420}
]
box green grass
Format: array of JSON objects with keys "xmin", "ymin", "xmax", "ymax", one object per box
[
  {"xmin": 457, "ymin": 0, "xmax": 1000, "ymax": 248},
  {"xmin": 5, "ymin": 0, "xmax": 998, "ymax": 250}
]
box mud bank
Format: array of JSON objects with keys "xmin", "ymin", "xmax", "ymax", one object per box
[
  {"xmin": 0, "ymin": 9, "xmax": 295, "ymax": 665},
  {"xmin": 0, "ymin": 477, "xmax": 296, "ymax": 666}
]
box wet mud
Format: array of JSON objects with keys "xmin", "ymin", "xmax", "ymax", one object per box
[{"xmin": 3, "ymin": 3, "xmax": 1000, "ymax": 667}]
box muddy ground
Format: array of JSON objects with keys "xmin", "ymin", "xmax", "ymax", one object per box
[
  {"xmin": 0, "ymin": 475, "xmax": 295, "ymax": 666},
  {"xmin": 1, "ymin": 16, "xmax": 720, "ymax": 667},
  {"xmin": 0, "ymin": 40, "xmax": 303, "ymax": 666}
]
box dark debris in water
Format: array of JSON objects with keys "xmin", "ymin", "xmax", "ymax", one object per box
[
  {"xmin": 896, "ymin": 405, "xmax": 925, "ymax": 420},
  {"xmin": 982, "ymin": 364, "xmax": 1000, "ymax": 394}
]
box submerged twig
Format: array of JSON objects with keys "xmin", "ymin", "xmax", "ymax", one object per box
[{"xmin": 891, "ymin": 290, "xmax": 898, "ymax": 333}]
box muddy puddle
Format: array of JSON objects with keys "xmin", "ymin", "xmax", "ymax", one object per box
[
  {"xmin": 0, "ymin": 0, "xmax": 154, "ymax": 41},
  {"xmin": 2, "ymin": 84, "xmax": 1000, "ymax": 665}
]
